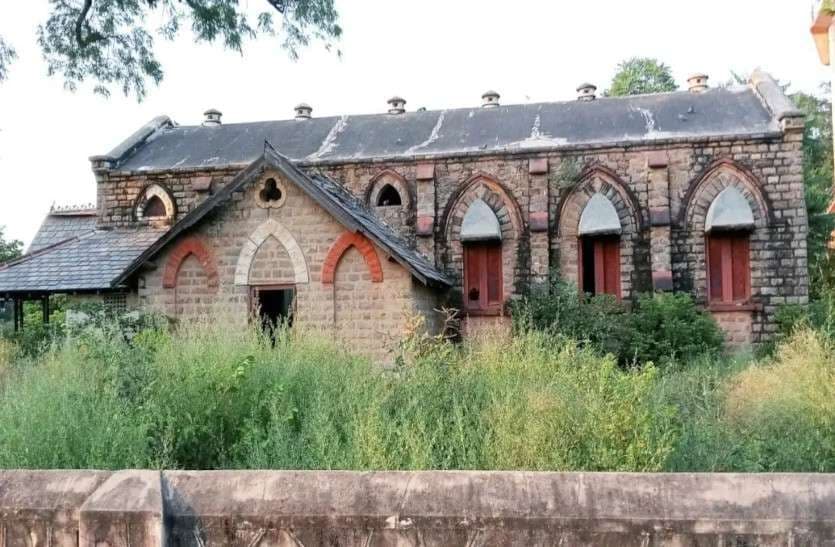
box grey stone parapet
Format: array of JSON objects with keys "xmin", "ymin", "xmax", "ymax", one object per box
[{"xmin": 3, "ymin": 470, "xmax": 835, "ymax": 546}]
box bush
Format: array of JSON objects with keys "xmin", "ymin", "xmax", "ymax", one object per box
[
  {"xmin": 0, "ymin": 321, "xmax": 679, "ymax": 471},
  {"xmin": 513, "ymin": 280, "xmax": 723, "ymax": 366},
  {"xmin": 625, "ymin": 292, "xmax": 724, "ymax": 366}
]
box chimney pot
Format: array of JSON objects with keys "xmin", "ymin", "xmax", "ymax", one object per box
[
  {"xmin": 203, "ymin": 108, "xmax": 222, "ymax": 126},
  {"xmin": 576, "ymin": 83, "xmax": 597, "ymax": 101},
  {"xmin": 687, "ymin": 73, "xmax": 709, "ymax": 93},
  {"xmin": 387, "ymin": 96, "xmax": 406, "ymax": 114},
  {"xmin": 294, "ymin": 103, "xmax": 313, "ymax": 119},
  {"xmin": 481, "ymin": 90, "xmax": 500, "ymax": 108}
]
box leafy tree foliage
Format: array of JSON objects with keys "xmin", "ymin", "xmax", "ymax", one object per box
[
  {"xmin": 0, "ymin": 226, "xmax": 22, "ymax": 264},
  {"xmin": 605, "ymin": 57, "xmax": 678, "ymax": 97},
  {"xmin": 0, "ymin": 0, "xmax": 341, "ymax": 100},
  {"xmin": 791, "ymin": 86, "xmax": 835, "ymax": 296}
]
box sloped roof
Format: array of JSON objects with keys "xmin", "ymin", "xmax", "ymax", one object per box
[
  {"xmin": 28, "ymin": 209, "xmax": 97, "ymax": 253},
  {"xmin": 117, "ymin": 145, "xmax": 452, "ymax": 288},
  {"xmin": 105, "ymin": 80, "xmax": 789, "ymax": 173},
  {"xmin": 0, "ymin": 229, "xmax": 165, "ymax": 294}
]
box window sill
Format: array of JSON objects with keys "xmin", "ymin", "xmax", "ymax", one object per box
[
  {"xmin": 464, "ymin": 308, "xmax": 504, "ymax": 317},
  {"xmin": 707, "ymin": 302, "xmax": 762, "ymax": 313}
]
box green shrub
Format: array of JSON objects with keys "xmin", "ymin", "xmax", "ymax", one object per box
[
  {"xmin": 513, "ymin": 280, "xmax": 723, "ymax": 366},
  {"xmin": 625, "ymin": 292, "xmax": 724, "ymax": 366},
  {"xmin": 511, "ymin": 279, "xmax": 630, "ymax": 358}
]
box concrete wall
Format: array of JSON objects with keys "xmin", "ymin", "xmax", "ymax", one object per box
[{"xmin": 3, "ymin": 470, "xmax": 835, "ymax": 546}]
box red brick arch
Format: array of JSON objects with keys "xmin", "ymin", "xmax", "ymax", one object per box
[
  {"xmin": 162, "ymin": 236, "xmax": 219, "ymax": 289},
  {"xmin": 321, "ymin": 232, "xmax": 383, "ymax": 284}
]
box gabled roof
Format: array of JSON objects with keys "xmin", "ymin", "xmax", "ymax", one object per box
[
  {"xmin": 117, "ymin": 144, "xmax": 452, "ymax": 288},
  {"xmin": 102, "ymin": 71, "xmax": 796, "ymax": 172},
  {"xmin": 0, "ymin": 228, "xmax": 165, "ymax": 295},
  {"xmin": 28, "ymin": 207, "xmax": 97, "ymax": 253}
]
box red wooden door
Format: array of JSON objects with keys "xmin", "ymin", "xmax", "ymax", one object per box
[{"xmin": 464, "ymin": 242, "xmax": 503, "ymax": 313}]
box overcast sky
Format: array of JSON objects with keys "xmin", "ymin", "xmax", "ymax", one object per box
[{"xmin": 0, "ymin": 0, "xmax": 829, "ymax": 246}]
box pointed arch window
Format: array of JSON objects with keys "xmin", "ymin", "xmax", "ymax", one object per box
[
  {"xmin": 705, "ymin": 187, "xmax": 753, "ymax": 305},
  {"xmin": 461, "ymin": 199, "xmax": 503, "ymax": 313},
  {"xmin": 376, "ymin": 184, "xmax": 402, "ymax": 206},
  {"xmin": 578, "ymin": 193, "xmax": 621, "ymax": 298},
  {"xmin": 143, "ymin": 195, "xmax": 167, "ymax": 218}
]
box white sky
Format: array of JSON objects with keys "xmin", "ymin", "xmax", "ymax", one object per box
[{"xmin": 0, "ymin": 0, "xmax": 829, "ymax": 246}]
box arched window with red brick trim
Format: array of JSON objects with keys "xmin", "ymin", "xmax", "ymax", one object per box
[
  {"xmin": 461, "ymin": 199, "xmax": 503, "ymax": 314},
  {"xmin": 705, "ymin": 187, "xmax": 755, "ymax": 305}
]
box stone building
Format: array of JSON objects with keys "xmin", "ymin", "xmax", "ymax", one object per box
[{"xmin": 0, "ymin": 70, "xmax": 808, "ymax": 358}]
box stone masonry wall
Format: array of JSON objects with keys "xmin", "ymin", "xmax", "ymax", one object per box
[
  {"xmin": 137, "ymin": 169, "xmax": 434, "ymax": 362},
  {"xmin": 105, "ymin": 124, "xmax": 806, "ymax": 347},
  {"xmin": 4, "ymin": 469, "xmax": 835, "ymax": 547}
]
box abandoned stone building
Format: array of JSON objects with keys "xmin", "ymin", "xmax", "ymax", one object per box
[{"xmin": 0, "ymin": 69, "xmax": 808, "ymax": 358}]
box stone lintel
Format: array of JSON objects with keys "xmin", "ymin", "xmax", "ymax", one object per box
[
  {"xmin": 646, "ymin": 151, "xmax": 668, "ymax": 169},
  {"xmin": 530, "ymin": 211, "xmax": 549, "ymax": 232},
  {"xmin": 650, "ymin": 207, "xmax": 671, "ymax": 226},
  {"xmin": 652, "ymin": 270, "xmax": 674, "ymax": 291},
  {"xmin": 528, "ymin": 158, "xmax": 549, "ymax": 175},
  {"xmin": 416, "ymin": 163, "xmax": 435, "ymax": 180},
  {"xmin": 416, "ymin": 215, "xmax": 434, "ymax": 236},
  {"xmin": 192, "ymin": 176, "xmax": 212, "ymax": 192}
]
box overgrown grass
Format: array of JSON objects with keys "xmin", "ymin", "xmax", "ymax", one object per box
[{"xmin": 1, "ymin": 319, "xmax": 834, "ymax": 471}]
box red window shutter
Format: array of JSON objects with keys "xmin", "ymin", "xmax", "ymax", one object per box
[
  {"xmin": 731, "ymin": 236, "xmax": 750, "ymax": 301},
  {"xmin": 486, "ymin": 244, "xmax": 502, "ymax": 305},
  {"xmin": 707, "ymin": 236, "xmax": 724, "ymax": 302},
  {"xmin": 464, "ymin": 242, "xmax": 503, "ymax": 312},
  {"xmin": 601, "ymin": 238, "xmax": 620, "ymax": 298},
  {"xmin": 707, "ymin": 233, "xmax": 750, "ymax": 304}
]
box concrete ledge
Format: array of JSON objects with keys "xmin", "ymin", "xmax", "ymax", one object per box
[{"xmin": 3, "ymin": 470, "xmax": 835, "ymax": 546}]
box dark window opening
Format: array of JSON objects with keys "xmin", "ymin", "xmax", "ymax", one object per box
[
  {"xmin": 376, "ymin": 184, "xmax": 402, "ymax": 206},
  {"xmin": 143, "ymin": 195, "xmax": 167, "ymax": 218},
  {"xmin": 707, "ymin": 232, "xmax": 750, "ymax": 304},
  {"xmin": 260, "ymin": 178, "xmax": 283, "ymax": 203},
  {"xmin": 252, "ymin": 286, "xmax": 294, "ymax": 338},
  {"xmin": 464, "ymin": 242, "xmax": 502, "ymax": 313},
  {"xmin": 579, "ymin": 235, "xmax": 620, "ymax": 298}
]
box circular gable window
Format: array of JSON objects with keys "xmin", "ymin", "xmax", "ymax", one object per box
[{"xmin": 257, "ymin": 177, "xmax": 287, "ymax": 209}]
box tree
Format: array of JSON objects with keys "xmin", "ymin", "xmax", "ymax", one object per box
[
  {"xmin": 0, "ymin": 226, "xmax": 22, "ymax": 264},
  {"xmin": 0, "ymin": 0, "xmax": 341, "ymax": 100},
  {"xmin": 606, "ymin": 57, "xmax": 678, "ymax": 97},
  {"xmin": 791, "ymin": 86, "xmax": 835, "ymax": 297}
]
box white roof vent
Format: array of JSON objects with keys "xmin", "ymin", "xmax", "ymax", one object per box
[
  {"xmin": 481, "ymin": 90, "xmax": 500, "ymax": 108},
  {"xmin": 387, "ymin": 96, "xmax": 406, "ymax": 114},
  {"xmin": 202, "ymin": 108, "xmax": 222, "ymax": 126},
  {"xmin": 687, "ymin": 73, "xmax": 709, "ymax": 93},
  {"xmin": 294, "ymin": 103, "xmax": 312, "ymax": 119},
  {"xmin": 577, "ymin": 83, "xmax": 597, "ymax": 101}
]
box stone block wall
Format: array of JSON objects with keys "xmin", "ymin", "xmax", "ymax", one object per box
[
  {"xmin": 100, "ymin": 122, "xmax": 806, "ymax": 347},
  {"xmin": 136, "ymin": 169, "xmax": 436, "ymax": 363},
  {"xmin": 5, "ymin": 469, "xmax": 835, "ymax": 546}
]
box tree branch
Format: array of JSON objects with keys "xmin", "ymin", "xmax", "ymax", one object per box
[
  {"xmin": 265, "ymin": 0, "xmax": 287, "ymax": 14},
  {"xmin": 75, "ymin": 0, "xmax": 103, "ymax": 48}
]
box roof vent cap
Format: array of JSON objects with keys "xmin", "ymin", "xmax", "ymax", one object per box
[
  {"xmin": 387, "ymin": 96, "xmax": 406, "ymax": 114},
  {"xmin": 577, "ymin": 83, "xmax": 597, "ymax": 101},
  {"xmin": 203, "ymin": 108, "xmax": 222, "ymax": 126},
  {"xmin": 687, "ymin": 73, "xmax": 709, "ymax": 93},
  {"xmin": 481, "ymin": 90, "xmax": 500, "ymax": 108},
  {"xmin": 294, "ymin": 103, "xmax": 312, "ymax": 119}
]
